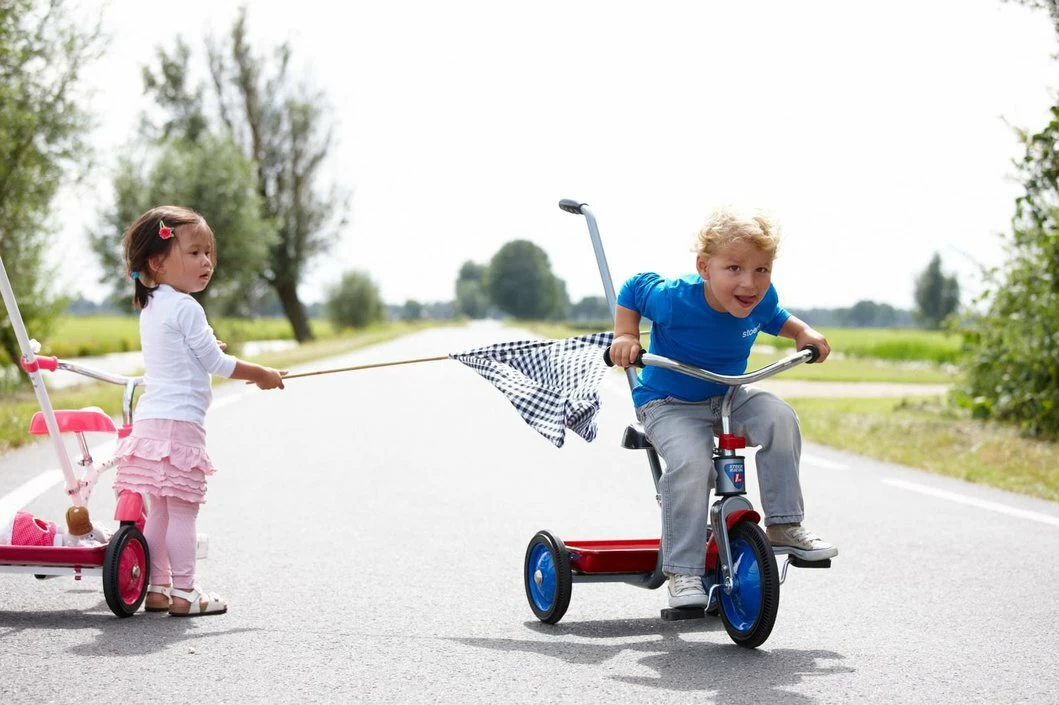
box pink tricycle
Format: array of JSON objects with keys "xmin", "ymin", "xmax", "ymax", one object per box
[{"xmin": 0, "ymin": 253, "xmax": 150, "ymax": 617}]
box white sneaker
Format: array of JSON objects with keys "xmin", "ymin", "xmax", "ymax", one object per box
[
  {"xmin": 766, "ymin": 523, "xmax": 838, "ymax": 561},
  {"xmin": 667, "ymin": 573, "xmax": 709, "ymax": 609}
]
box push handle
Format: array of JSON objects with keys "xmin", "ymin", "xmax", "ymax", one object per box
[
  {"xmin": 603, "ymin": 346, "xmax": 645, "ymax": 368},
  {"xmin": 558, "ymin": 199, "xmax": 586, "ymax": 215},
  {"xmin": 20, "ymin": 355, "xmax": 58, "ymax": 373},
  {"xmin": 800, "ymin": 344, "xmax": 820, "ymax": 363}
]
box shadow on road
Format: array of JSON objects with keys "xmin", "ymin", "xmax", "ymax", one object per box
[
  {"xmin": 0, "ymin": 600, "xmax": 260, "ymax": 656},
  {"xmin": 452, "ymin": 616, "xmax": 852, "ymax": 703}
]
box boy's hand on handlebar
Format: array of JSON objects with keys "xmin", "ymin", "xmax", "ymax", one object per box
[
  {"xmin": 796, "ymin": 328, "xmax": 830, "ymax": 363},
  {"xmin": 610, "ymin": 334, "xmax": 642, "ymax": 368}
]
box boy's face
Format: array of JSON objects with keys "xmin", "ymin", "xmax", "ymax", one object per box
[{"xmin": 696, "ymin": 240, "xmax": 774, "ymax": 318}]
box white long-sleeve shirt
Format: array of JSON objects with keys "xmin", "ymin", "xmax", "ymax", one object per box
[{"xmin": 133, "ymin": 284, "xmax": 238, "ymax": 426}]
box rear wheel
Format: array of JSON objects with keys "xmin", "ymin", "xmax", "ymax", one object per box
[
  {"xmin": 103, "ymin": 524, "xmax": 150, "ymax": 617},
  {"xmin": 524, "ymin": 531, "xmax": 572, "ymax": 624},
  {"xmin": 717, "ymin": 521, "xmax": 779, "ymax": 648}
]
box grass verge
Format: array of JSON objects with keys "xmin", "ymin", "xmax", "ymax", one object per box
[
  {"xmin": 791, "ymin": 396, "xmax": 1059, "ymax": 503},
  {"xmin": 0, "ymin": 321, "xmax": 440, "ymax": 456}
]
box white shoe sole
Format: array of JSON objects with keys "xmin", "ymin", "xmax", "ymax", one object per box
[
  {"xmin": 775, "ymin": 544, "xmax": 838, "ymax": 561},
  {"xmin": 668, "ymin": 591, "xmax": 710, "ymax": 609}
]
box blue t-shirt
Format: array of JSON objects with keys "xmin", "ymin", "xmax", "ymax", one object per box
[{"xmin": 616, "ymin": 272, "xmax": 791, "ymax": 407}]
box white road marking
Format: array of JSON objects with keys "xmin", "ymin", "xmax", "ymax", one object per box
[
  {"xmin": 883, "ymin": 478, "xmax": 1059, "ymax": 528},
  {"xmin": 0, "ymin": 470, "xmax": 64, "ymax": 518},
  {"xmin": 802, "ymin": 454, "xmax": 848, "ymax": 470}
]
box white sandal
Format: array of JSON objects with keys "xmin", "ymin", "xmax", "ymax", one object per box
[
  {"xmin": 169, "ymin": 586, "xmax": 227, "ymax": 617},
  {"xmin": 145, "ymin": 585, "xmax": 172, "ymax": 613}
]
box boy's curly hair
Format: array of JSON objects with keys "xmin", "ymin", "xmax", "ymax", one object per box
[{"xmin": 695, "ymin": 206, "xmax": 780, "ymax": 259}]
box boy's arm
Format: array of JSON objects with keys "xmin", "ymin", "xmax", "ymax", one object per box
[
  {"xmin": 777, "ymin": 314, "xmax": 831, "ymax": 362},
  {"xmin": 611, "ymin": 304, "xmax": 643, "ymax": 368}
]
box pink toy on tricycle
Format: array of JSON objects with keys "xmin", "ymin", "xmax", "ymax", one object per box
[{"xmin": 0, "ymin": 253, "xmax": 151, "ymax": 617}]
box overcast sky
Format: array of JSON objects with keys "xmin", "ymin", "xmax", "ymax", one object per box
[{"xmin": 54, "ymin": 0, "xmax": 1058, "ymax": 311}]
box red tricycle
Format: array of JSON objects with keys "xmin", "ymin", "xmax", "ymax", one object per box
[{"xmin": 523, "ymin": 200, "xmax": 832, "ymax": 649}]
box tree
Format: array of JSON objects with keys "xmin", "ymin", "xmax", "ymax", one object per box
[
  {"xmin": 0, "ymin": 0, "xmax": 101, "ymax": 367},
  {"xmin": 326, "ymin": 270, "xmax": 384, "ymax": 329},
  {"xmin": 400, "ymin": 299, "xmax": 423, "ymax": 321},
  {"xmin": 913, "ymin": 253, "xmax": 959, "ymax": 329},
  {"xmin": 90, "ymin": 134, "xmax": 275, "ymax": 316},
  {"xmin": 486, "ymin": 240, "xmax": 563, "ymax": 319},
  {"xmin": 454, "ymin": 261, "xmax": 489, "ymax": 319},
  {"xmin": 962, "ymin": 103, "xmax": 1059, "ymax": 439},
  {"xmin": 135, "ymin": 9, "xmax": 349, "ymax": 341},
  {"xmin": 570, "ymin": 296, "xmax": 611, "ymax": 322}
]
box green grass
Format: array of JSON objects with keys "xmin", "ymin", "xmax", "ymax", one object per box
[
  {"xmin": 0, "ymin": 321, "xmax": 439, "ymax": 455},
  {"xmin": 41, "ymin": 315, "xmax": 339, "ymax": 358},
  {"xmin": 791, "ymin": 396, "xmax": 1059, "ymax": 503}
]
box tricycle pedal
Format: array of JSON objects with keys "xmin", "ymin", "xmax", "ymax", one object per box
[
  {"xmin": 788, "ymin": 556, "xmax": 831, "ymax": 569},
  {"xmin": 661, "ymin": 607, "xmax": 706, "ymax": 621}
]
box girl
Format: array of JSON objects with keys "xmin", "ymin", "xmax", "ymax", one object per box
[
  {"xmin": 114, "ymin": 205, "xmax": 286, "ymax": 616},
  {"xmin": 609, "ymin": 206, "xmax": 837, "ymax": 609}
]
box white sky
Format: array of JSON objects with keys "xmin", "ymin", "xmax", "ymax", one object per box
[{"xmin": 54, "ymin": 0, "xmax": 1058, "ymax": 310}]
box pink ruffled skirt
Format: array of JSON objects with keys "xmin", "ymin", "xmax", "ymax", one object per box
[{"xmin": 113, "ymin": 418, "xmax": 216, "ymax": 504}]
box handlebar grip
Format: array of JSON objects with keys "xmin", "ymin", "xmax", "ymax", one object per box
[
  {"xmin": 603, "ymin": 347, "xmax": 645, "ymax": 368},
  {"xmin": 801, "ymin": 344, "xmax": 820, "ymax": 364},
  {"xmin": 558, "ymin": 199, "xmax": 586, "ymax": 215},
  {"xmin": 20, "ymin": 355, "xmax": 58, "ymax": 373}
]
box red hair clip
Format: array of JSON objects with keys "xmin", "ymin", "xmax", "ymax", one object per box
[{"xmin": 159, "ymin": 220, "xmax": 173, "ymax": 239}]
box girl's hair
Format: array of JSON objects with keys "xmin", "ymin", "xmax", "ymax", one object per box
[
  {"xmin": 694, "ymin": 206, "xmax": 780, "ymax": 260},
  {"xmin": 121, "ymin": 205, "xmax": 214, "ymax": 309}
]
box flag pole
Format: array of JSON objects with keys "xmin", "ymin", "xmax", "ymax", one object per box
[{"xmin": 281, "ymin": 355, "xmax": 449, "ymax": 380}]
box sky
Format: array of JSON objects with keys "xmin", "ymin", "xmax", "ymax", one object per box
[{"xmin": 53, "ymin": 0, "xmax": 1059, "ymax": 311}]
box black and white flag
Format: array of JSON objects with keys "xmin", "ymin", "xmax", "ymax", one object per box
[{"xmin": 450, "ymin": 332, "xmax": 615, "ymax": 448}]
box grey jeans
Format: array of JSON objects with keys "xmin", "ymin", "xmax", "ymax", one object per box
[{"xmin": 636, "ymin": 386, "xmax": 804, "ymax": 575}]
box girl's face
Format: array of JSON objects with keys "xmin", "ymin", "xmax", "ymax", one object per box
[
  {"xmin": 150, "ymin": 223, "xmax": 214, "ymax": 294},
  {"xmin": 696, "ymin": 240, "xmax": 774, "ymax": 318}
]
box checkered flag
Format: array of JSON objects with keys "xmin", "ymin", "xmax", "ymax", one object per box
[{"xmin": 450, "ymin": 332, "xmax": 615, "ymax": 448}]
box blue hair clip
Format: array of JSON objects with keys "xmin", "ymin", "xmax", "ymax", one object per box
[{"xmin": 130, "ymin": 271, "xmax": 140, "ymax": 280}]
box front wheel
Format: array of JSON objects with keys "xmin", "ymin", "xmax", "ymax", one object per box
[
  {"xmin": 524, "ymin": 530, "xmax": 572, "ymax": 624},
  {"xmin": 103, "ymin": 524, "xmax": 150, "ymax": 617},
  {"xmin": 717, "ymin": 521, "xmax": 780, "ymax": 648}
]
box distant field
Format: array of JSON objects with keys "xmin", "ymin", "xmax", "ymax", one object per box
[{"xmin": 41, "ymin": 315, "xmax": 339, "ymax": 358}]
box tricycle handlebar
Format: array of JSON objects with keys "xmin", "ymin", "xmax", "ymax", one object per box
[{"xmin": 604, "ymin": 344, "xmax": 819, "ymax": 386}]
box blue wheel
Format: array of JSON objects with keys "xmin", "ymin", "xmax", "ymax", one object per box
[
  {"xmin": 718, "ymin": 521, "xmax": 780, "ymax": 648},
  {"xmin": 524, "ymin": 530, "xmax": 571, "ymax": 624}
]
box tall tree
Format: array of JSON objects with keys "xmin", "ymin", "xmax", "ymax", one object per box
[
  {"xmin": 487, "ymin": 240, "xmax": 562, "ymax": 319},
  {"xmin": 0, "ymin": 0, "xmax": 101, "ymax": 366},
  {"xmin": 962, "ymin": 1, "xmax": 1059, "ymax": 438},
  {"xmin": 913, "ymin": 253, "xmax": 959, "ymax": 329},
  {"xmin": 134, "ymin": 9, "xmax": 349, "ymax": 341}
]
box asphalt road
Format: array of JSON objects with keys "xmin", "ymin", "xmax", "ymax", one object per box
[{"xmin": 1, "ymin": 321, "xmax": 1057, "ymax": 704}]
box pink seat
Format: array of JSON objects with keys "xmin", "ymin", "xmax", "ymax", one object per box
[{"xmin": 29, "ymin": 408, "xmax": 117, "ymax": 436}]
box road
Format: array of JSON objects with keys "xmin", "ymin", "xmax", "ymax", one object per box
[{"xmin": 1, "ymin": 321, "xmax": 1056, "ymax": 704}]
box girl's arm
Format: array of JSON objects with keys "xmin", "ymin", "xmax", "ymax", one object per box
[
  {"xmin": 230, "ymin": 360, "xmax": 287, "ymax": 390},
  {"xmin": 610, "ymin": 304, "xmax": 643, "ymax": 368},
  {"xmin": 778, "ymin": 315, "xmax": 831, "ymax": 362}
]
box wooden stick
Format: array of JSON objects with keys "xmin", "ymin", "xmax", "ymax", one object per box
[{"xmin": 282, "ymin": 355, "xmax": 450, "ymax": 380}]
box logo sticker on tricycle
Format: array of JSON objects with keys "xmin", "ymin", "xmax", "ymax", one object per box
[{"xmin": 721, "ymin": 460, "xmax": 745, "ymax": 489}]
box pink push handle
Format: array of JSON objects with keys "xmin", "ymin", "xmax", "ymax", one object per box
[{"xmin": 20, "ymin": 355, "xmax": 58, "ymax": 373}]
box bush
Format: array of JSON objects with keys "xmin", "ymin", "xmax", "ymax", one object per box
[{"xmin": 326, "ymin": 271, "xmax": 385, "ymax": 329}]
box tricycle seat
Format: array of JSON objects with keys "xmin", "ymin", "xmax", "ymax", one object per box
[{"xmin": 29, "ymin": 407, "xmax": 116, "ymax": 436}]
